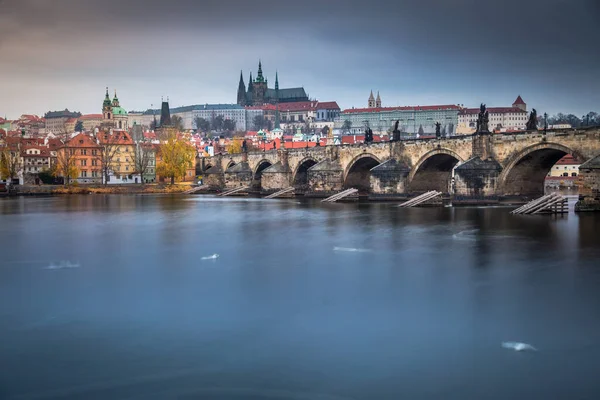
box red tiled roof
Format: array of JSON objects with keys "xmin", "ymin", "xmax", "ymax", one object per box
[
  {"xmin": 555, "ymin": 154, "xmax": 581, "ymax": 165},
  {"xmin": 21, "ymin": 147, "xmax": 51, "ymax": 157},
  {"xmin": 343, "ymin": 105, "xmax": 461, "ymax": 114},
  {"xmin": 277, "ymin": 101, "xmax": 317, "ymax": 112},
  {"xmin": 66, "ymin": 133, "xmax": 101, "ymax": 148},
  {"xmin": 46, "ymin": 138, "xmax": 63, "ymax": 149},
  {"xmin": 513, "ymin": 95, "xmax": 525, "ymax": 105},
  {"xmin": 316, "ymin": 101, "xmax": 340, "ymax": 110},
  {"xmin": 79, "ymin": 114, "xmax": 103, "ymax": 120},
  {"xmin": 545, "ymin": 176, "xmax": 577, "ymax": 181},
  {"xmin": 459, "ymin": 107, "xmax": 526, "ymax": 115},
  {"xmin": 98, "ymin": 130, "xmax": 133, "ymax": 145}
]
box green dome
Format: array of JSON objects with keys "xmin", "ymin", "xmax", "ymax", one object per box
[{"xmin": 112, "ymin": 106, "xmax": 128, "ymax": 116}]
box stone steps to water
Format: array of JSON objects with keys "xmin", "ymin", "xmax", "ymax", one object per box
[
  {"xmin": 265, "ymin": 187, "xmax": 295, "ymax": 199},
  {"xmin": 321, "ymin": 188, "xmax": 358, "ymax": 203},
  {"xmin": 218, "ymin": 186, "xmax": 250, "ymax": 197},
  {"xmin": 398, "ymin": 191, "xmax": 442, "ymax": 207},
  {"xmin": 511, "ymin": 193, "xmax": 568, "ymax": 214}
]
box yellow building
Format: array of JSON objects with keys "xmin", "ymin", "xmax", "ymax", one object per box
[{"xmin": 98, "ymin": 130, "xmax": 140, "ymax": 184}]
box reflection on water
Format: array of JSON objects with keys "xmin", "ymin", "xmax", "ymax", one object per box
[{"xmin": 1, "ymin": 195, "xmax": 600, "ymax": 400}]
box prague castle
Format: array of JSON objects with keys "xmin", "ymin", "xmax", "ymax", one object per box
[{"xmin": 237, "ymin": 61, "xmax": 309, "ymax": 106}]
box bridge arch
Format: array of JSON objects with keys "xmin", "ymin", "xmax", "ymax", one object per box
[
  {"xmin": 203, "ymin": 164, "xmax": 213, "ymax": 173},
  {"xmin": 292, "ymin": 157, "xmax": 318, "ymax": 187},
  {"xmin": 498, "ymin": 142, "xmax": 586, "ymax": 196},
  {"xmin": 226, "ymin": 160, "xmax": 236, "ymax": 170},
  {"xmin": 252, "ymin": 159, "xmax": 273, "ymax": 189},
  {"xmin": 408, "ymin": 149, "xmax": 465, "ymax": 194},
  {"xmin": 343, "ymin": 153, "xmax": 381, "ymax": 192}
]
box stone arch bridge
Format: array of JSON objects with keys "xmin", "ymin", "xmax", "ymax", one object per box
[{"xmin": 201, "ymin": 128, "xmax": 600, "ymax": 201}]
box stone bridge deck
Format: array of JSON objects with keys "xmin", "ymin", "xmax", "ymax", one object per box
[{"xmin": 201, "ymin": 128, "xmax": 600, "ymax": 204}]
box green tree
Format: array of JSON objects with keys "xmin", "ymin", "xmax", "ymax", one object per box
[
  {"xmin": 194, "ymin": 117, "xmax": 210, "ymax": 133},
  {"xmin": 0, "ymin": 146, "xmax": 21, "ymax": 183},
  {"xmin": 341, "ymin": 119, "xmax": 352, "ymax": 135},
  {"xmin": 170, "ymin": 115, "xmax": 184, "ymax": 131},
  {"xmin": 212, "ymin": 115, "xmax": 224, "ymax": 131},
  {"xmin": 156, "ymin": 131, "xmax": 196, "ymax": 185},
  {"xmin": 253, "ymin": 115, "xmax": 266, "ymax": 130},
  {"xmin": 223, "ymin": 119, "xmax": 236, "ymax": 132},
  {"xmin": 75, "ymin": 120, "xmax": 84, "ymax": 132}
]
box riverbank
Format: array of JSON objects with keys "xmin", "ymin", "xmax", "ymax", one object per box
[{"xmin": 9, "ymin": 183, "xmax": 194, "ymax": 196}]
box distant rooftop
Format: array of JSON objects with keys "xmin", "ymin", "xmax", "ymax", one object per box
[{"xmin": 139, "ymin": 104, "xmax": 243, "ymax": 115}]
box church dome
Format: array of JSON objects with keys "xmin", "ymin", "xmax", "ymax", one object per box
[{"xmin": 112, "ymin": 106, "xmax": 128, "ymax": 116}]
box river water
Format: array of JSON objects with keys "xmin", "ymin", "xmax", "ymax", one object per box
[{"xmin": 1, "ymin": 195, "xmax": 600, "ymax": 400}]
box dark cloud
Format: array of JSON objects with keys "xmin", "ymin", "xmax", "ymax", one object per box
[{"xmin": 0, "ymin": 0, "xmax": 598, "ymax": 118}]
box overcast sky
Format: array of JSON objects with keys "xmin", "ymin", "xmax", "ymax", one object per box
[{"xmin": 0, "ymin": 0, "xmax": 598, "ymax": 119}]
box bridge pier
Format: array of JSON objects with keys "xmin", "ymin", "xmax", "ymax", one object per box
[
  {"xmin": 306, "ymin": 159, "xmax": 344, "ymax": 197},
  {"xmin": 261, "ymin": 162, "xmax": 291, "ymax": 193},
  {"xmin": 453, "ymin": 157, "xmax": 502, "ymax": 199},
  {"xmin": 224, "ymin": 162, "xmax": 253, "ymax": 188},
  {"xmin": 369, "ymin": 159, "xmax": 410, "ymax": 199},
  {"xmin": 575, "ymin": 155, "xmax": 600, "ymax": 212}
]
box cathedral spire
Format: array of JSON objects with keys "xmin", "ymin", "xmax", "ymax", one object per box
[
  {"xmin": 237, "ymin": 70, "xmax": 246, "ymax": 106},
  {"xmin": 275, "ymin": 71, "xmax": 279, "ymax": 91},
  {"xmin": 376, "ymin": 91, "xmax": 381, "ymax": 108},
  {"xmin": 368, "ymin": 90, "xmax": 375, "ymax": 108},
  {"xmin": 255, "ymin": 60, "xmax": 265, "ymax": 83},
  {"xmin": 248, "ymin": 72, "xmax": 254, "ymax": 92}
]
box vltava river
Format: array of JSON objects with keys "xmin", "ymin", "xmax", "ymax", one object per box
[{"xmin": 1, "ymin": 195, "xmax": 599, "ymax": 400}]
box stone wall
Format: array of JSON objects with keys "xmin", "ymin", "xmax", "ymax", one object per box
[
  {"xmin": 575, "ymin": 155, "xmax": 600, "ymax": 211},
  {"xmin": 453, "ymin": 157, "xmax": 502, "ymax": 197},
  {"xmin": 369, "ymin": 159, "xmax": 410, "ymax": 195}
]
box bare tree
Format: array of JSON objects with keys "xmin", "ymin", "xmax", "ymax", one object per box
[
  {"xmin": 97, "ymin": 131, "xmax": 123, "ymax": 185},
  {"xmin": 134, "ymin": 141, "xmax": 154, "ymax": 184},
  {"xmin": 55, "ymin": 125, "xmax": 77, "ymax": 185}
]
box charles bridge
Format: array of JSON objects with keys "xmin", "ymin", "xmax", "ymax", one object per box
[{"xmin": 200, "ymin": 127, "xmax": 600, "ymax": 207}]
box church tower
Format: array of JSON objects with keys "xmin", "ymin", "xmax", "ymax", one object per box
[
  {"xmin": 247, "ymin": 72, "xmax": 254, "ymax": 105},
  {"xmin": 252, "ymin": 60, "xmax": 268, "ymax": 105},
  {"xmin": 368, "ymin": 90, "xmax": 375, "ymax": 108},
  {"xmin": 237, "ymin": 71, "xmax": 246, "ymax": 106},
  {"xmin": 103, "ymin": 87, "xmax": 112, "ymax": 121},
  {"xmin": 376, "ymin": 91, "xmax": 381, "ymax": 108}
]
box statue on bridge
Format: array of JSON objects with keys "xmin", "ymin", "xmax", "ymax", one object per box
[
  {"xmin": 242, "ymin": 139, "xmax": 248, "ymax": 153},
  {"xmin": 392, "ymin": 120, "xmax": 401, "ymax": 141},
  {"xmin": 476, "ymin": 103, "xmax": 490, "ymax": 133},
  {"xmin": 435, "ymin": 122, "xmax": 442, "ymax": 138},
  {"xmin": 364, "ymin": 127, "xmax": 374, "ymax": 144},
  {"xmin": 526, "ymin": 109, "xmax": 538, "ymax": 131}
]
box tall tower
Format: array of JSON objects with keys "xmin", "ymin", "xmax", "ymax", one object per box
[
  {"xmin": 252, "ymin": 60, "xmax": 268, "ymax": 105},
  {"xmin": 368, "ymin": 90, "xmax": 375, "ymax": 108},
  {"xmin": 274, "ymin": 71, "xmax": 280, "ymax": 129},
  {"xmin": 376, "ymin": 91, "xmax": 381, "ymax": 108},
  {"xmin": 512, "ymin": 95, "xmax": 527, "ymax": 112},
  {"xmin": 160, "ymin": 99, "xmax": 171, "ymax": 127},
  {"xmin": 112, "ymin": 90, "xmax": 120, "ymax": 107},
  {"xmin": 102, "ymin": 87, "xmax": 112, "ymax": 121},
  {"xmin": 247, "ymin": 72, "xmax": 254, "ymax": 104},
  {"xmin": 237, "ymin": 71, "xmax": 246, "ymax": 106}
]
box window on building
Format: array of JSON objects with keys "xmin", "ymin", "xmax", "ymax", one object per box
[
  {"xmin": 81, "ymin": 170, "xmax": 87, "ymax": 177},
  {"xmin": 572, "ymin": 173, "xmax": 577, "ymax": 177},
  {"xmin": 81, "ymin": 160, "xmax": 87, "ymax": 166},
  {"xmin": 81, "ymin": 149, "xmax": 87, "ymax": 155}
]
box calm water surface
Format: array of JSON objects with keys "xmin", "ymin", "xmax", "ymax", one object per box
[{"xmin": 1, "ymin": 195, "xmax": 600, "ymax": 399}]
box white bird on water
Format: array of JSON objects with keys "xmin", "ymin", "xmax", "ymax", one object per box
[{"xmin": 502, "ymin": 341, "xmax": 538, "ymax": 352}]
